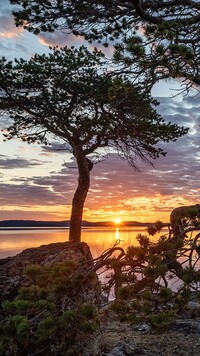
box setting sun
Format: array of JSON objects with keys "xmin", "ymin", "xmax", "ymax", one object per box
[{"xmin": 114, "ymin": 218, "xmax": 121, "ymax": 225}]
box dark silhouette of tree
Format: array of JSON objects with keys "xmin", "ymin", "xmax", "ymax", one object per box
[
  {"xmin": 11, "ymin": 0, "xmax": 200, "ymax": 87},
  {"xmin": 91, "ymin": 205, "xmax": 200, "ymax": 326},
  {"xmin": 0, "ymin": 46, "xmax": 187, "ymax": 242},
  {"xmin": 170, "ymin": 204, "xmax": 200, "ymax": 240}
]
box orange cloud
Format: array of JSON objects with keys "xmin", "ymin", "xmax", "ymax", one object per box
[
  {"xmin": 38, "ymin": 32, "xmax": 84, "ymax": 48},
  {"xmin": 0, "ymin": 16, "xmax": 24, "ymax": 39},
  {"xmin": 0, "ymin": 27, "xmax": 23, "ymax": 38},
  {"xmin": 38, "ymin": 31, "xmax": 114, "ymax": 57}
]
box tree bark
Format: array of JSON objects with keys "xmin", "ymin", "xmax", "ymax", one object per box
[
  {"xmin": 167, "ymin": 205, "xmax": 200, "ymax": 278},
  {"xmin": 170, "ymin": 204, "xmax": 200, "ymax": 239},
  {"xmin": 69, "ymin": 148, "xmax": 93, "ymax": 242}
]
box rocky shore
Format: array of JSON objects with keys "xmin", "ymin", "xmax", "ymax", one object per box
[
  {"xmin": 1, "ymin": 242, "xmax": 200, "ymax": 355},
  {"xmin": 0, "ymin": 241, "xmax": 100, "ymax": 304},
  {"xmin": 100, "ymin": 318, "xmax": 200, "ymax": 356}
]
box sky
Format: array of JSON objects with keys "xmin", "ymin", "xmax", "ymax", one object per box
[{"xmin": 0, "ymin": 0, "xmax": 200, "ymax": 223}]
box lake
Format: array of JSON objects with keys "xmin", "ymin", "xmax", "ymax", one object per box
[{"xmin": 0, "ymin": 226, "xmax": 165, "ymax": 259}]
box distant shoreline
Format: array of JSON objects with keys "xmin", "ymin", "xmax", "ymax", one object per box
[
  {"xmin": 0, "ymin": 227, "xmax": 70, "ymax": 231},
  {"xmin": 0, "ymin": 219, "xmax": 161, "ymax": 229}
]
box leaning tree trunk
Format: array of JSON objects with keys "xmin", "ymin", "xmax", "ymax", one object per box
[
  {"xmin": 169, "ymin": 204, "xmax": 200, "ymax": 277},
  {"xmin": 69, "ymin": 148, "xmax": 93, "ymax": 242},
  {"xmin": 170, "ymin": 204, "xmax": 200, "ymax": 239}
]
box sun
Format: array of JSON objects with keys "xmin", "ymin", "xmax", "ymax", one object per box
[{"xmin": 114, "ymin": 218, "xmax": 121, "ymax": 225}]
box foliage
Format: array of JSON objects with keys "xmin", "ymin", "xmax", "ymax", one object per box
[
  {"xmin": 0, "ymin": 260, "xmax": 99, "ymax": 355},
  {"xmin": 147, "ymin": 220, "xmax": 165, "ymax": 236},
  {"xmin": 0, "ymin": 46, "xmax": 186, "ymax": 160},
  {"xmin": 95, "ymin": 209, "xmax": 200, "ymax": 331},
  {"xmin": 10, "ymin": 0, "xmax": 200, "ymax": 87}
]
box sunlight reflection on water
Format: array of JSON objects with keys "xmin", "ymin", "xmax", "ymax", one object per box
[{"xmin": 0, "ymin": 227, "xmax": 167, "ymax": 259}]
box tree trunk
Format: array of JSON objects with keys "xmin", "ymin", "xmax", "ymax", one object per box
[
  {"xmin": 170, "ymin": 204, "xmax": 200, "ymax": 239},
  {"xmin": 168, "ymin": 204, "xmax": 200, "ymax": 277},
  {"xmin": 69, "ymin": 148, "xmax": 93, "ymax": 242}
]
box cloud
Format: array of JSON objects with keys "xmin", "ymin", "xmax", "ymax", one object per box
[
  {"xmin": 38, "ymin": 30, "xmax": 114, "ymax": 57},
  {"xmin": 0, "ymin": 15, "xmax": 23, "ymax": 39},
  {"xmin": 0, "ymin": 0, "xmax": 33, "ymax": 60},
  {"xmin": 85, "ymin": 91, "xmax": 200, "ymax": 216},
  {"xmin": 0, "ymin": 163, "xmax": 76, "ymax": 209},
  {"xmin": 0, "ymin": 0, "xmax": 23, "ymax": 39},
  {"xmin": 38, "ymin": 31, "xmax": 85, "ymax": 48},
  {"xmin": 0, "ymin": 207, "xmax": 69, "ymax": 221},
  {"xmin": 0, "ymin": 139, "xmax": 199, "ymax": 222},
  {"xmin": 0, "ymin": 181, "xmax": 67, "ymax": 206},
  {"xmin": 40, "ymin": 142, "xmax": 72, "ymax": 156},
  {"xmin": 0, "ymin": 155, "xmax": 44, "ymax": 169}
]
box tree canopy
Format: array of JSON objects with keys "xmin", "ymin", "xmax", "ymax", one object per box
[
  {"xmin": 0, "ymin": 46, "xmax": 187, "ymax": 241},
  {"xmin": 11, "ymin": 0, "xmax": 200, "ymax": 87}
]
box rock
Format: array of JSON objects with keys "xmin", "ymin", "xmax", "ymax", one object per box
[
  {"xmin": 102, "ymin": 340, "xmax": 155, "ymax": 356},
  {"xmin": 188, "ymin": 301, "xmax": 200, "ymax": 318},
  {"xmin": 0, "ymin": 241, "xmax": 102, "ymax": 355},
  {"xmin": 133, "ymin": 322, "xmax": 151, "ymax": 333},
  {"xmin": 100, "ymin": 318, "xmax": 200, "ymax": 356},
  {"xmin": 174, "ymin": 319, "xmax": 200, "ymax": 334},
  {"xmin": 106, "ymin": 345, "xmax": 125, "ymax": 356},
  {"xmin": 0, "ymin": 241, "xmax": 101, "ymax": 304},
  {"xmin": 124, "ymin": 342, "xmax": 149, "ymax": 355}
]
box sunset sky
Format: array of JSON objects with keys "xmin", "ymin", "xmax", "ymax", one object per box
[{"xmin": 0, "ymin": 0, "xmax": 200, "ymax": 224}]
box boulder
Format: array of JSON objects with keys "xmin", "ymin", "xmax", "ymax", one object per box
[
  {"xmin": 0, "ymin": 241, "xmax": 102, "ymax": 355},
  {"xmin": 0, "ymin": 241, "xmax": 101, "ymax": 304}
]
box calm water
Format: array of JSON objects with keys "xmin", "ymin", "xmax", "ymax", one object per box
[{"xmin": 0, "ymin": 227, "xmax": 164, "ymax": 259}]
